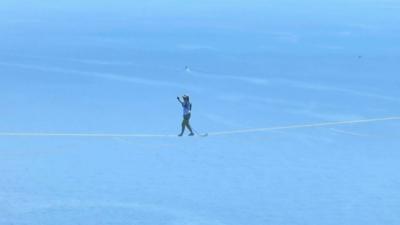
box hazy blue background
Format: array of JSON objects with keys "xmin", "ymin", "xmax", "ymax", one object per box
[{"xmin": 0, "ymin": 0, "xmax": 399, "ymax": 225}]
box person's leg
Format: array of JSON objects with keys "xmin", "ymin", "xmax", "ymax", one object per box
[
  {"xmin": 178, "ymin": 118, "xmax": 186, "ymax": 136},
  {"xmin": 185, "ymin": 115, "xmax": 194, "ymax": 135},
  {"xmin": 186, "ymin": 122, "xmax": 194, "ymax": 135}
]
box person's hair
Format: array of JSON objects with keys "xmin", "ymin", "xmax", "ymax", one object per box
[{"xmin": 183, "ymin": 95, "xmax": 189, "ymax": 101}]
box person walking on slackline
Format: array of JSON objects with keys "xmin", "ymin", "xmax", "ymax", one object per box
[{"xmin": 177, "ymin": 95, "xmax": 194, "ymax": 136}]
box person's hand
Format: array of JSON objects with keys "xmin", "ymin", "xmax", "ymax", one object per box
[{"xmin": 177, "ymin": 96, "xmax": 180, "ymax": 100}]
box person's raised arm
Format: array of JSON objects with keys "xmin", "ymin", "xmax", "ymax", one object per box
[{"xmin": 177, "ymin": 96, "xmax": 183, "ymax": 104}]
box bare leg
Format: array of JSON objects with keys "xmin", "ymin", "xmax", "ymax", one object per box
[
  {"xmin": 186, "ymin": 121, "xmax": 194, "ymax": 135},
  {"xmin": 178, "ymin": 119, "xmax": 185, "ymax": 136},
  {"xmin": 179, "ymin": 114, "xmax": 194, "ymax": 136}
]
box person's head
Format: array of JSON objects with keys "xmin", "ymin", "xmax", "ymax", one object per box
[{"xmin": 182, "ymin": 95, "xmax": 190, "ymax": 102}]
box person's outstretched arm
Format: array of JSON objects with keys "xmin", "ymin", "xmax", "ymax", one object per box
[{"xmin": 177, "ymin": 97, "xmax": 182, "ymax": 104}]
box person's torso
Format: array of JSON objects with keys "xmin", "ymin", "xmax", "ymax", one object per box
[{"xmin": 182, "ymin": 102, "xmax": 191, "ymax": 115}]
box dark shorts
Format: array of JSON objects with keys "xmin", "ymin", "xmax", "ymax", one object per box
[{"xmin": 183, "ymin": 114, "xmax": 191, "ymax": 120}]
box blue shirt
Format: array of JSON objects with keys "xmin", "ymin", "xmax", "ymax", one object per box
[{"xmin": 182, "ymin": 102, "xmax": 192, "ymax": 116}]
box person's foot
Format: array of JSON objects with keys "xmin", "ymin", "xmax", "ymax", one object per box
[
  {"xmin": 188, "ymin": 133, "xmax": 195, "ymax": 136},
  {"xmin": 178, "ymin": 133, "xmax": 183, "ymax": 137}
]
